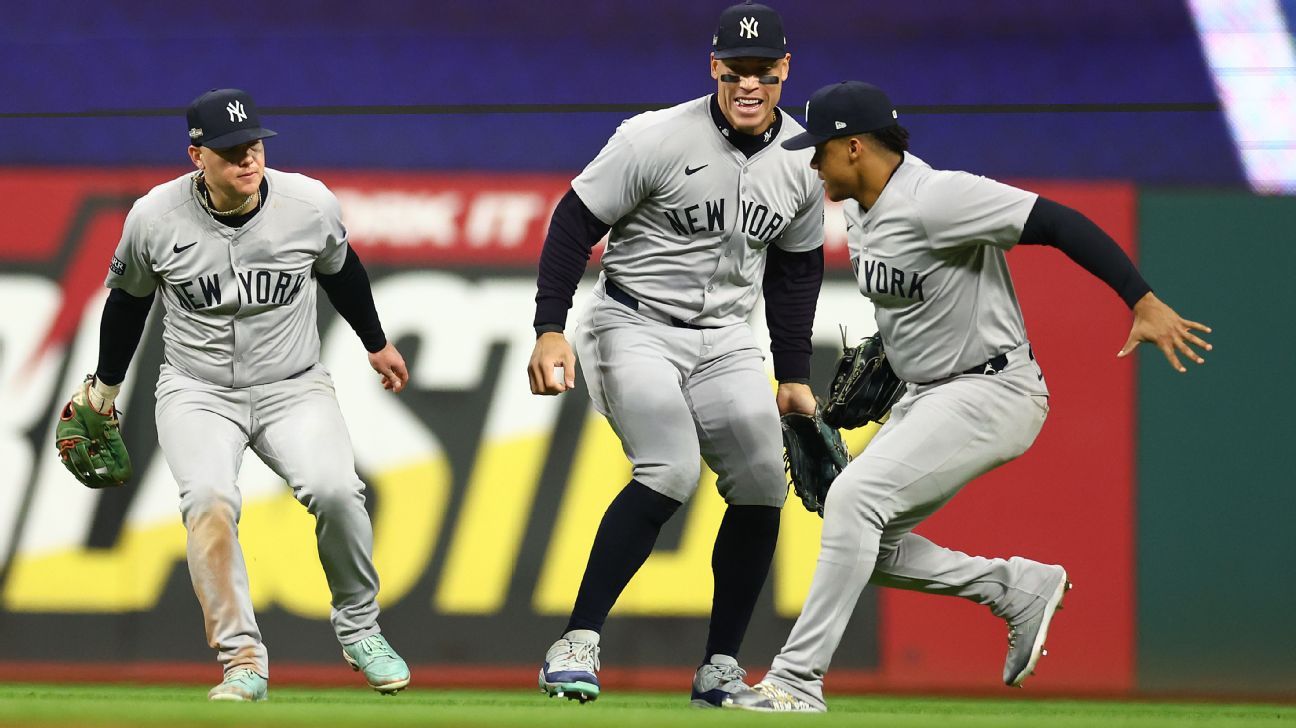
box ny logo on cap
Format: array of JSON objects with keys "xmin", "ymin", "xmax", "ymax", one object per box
[
  {"xmin": 739, "ymin": 16, "xmax": 759, "ymax": 39},
  {"xmin": 226, "ymin": 100, "xmax": 247, "ymax": 123}
]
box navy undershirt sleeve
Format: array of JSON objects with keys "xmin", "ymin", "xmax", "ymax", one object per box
[
  {"xmin": 763, "ymin": 245, "xmax": 824, "ymax": 382},
  {"xmin": 1019, "ymin": 196, "xmax": 1152, "ymax": 309},
  {"xmin": 533, "ymin": 188, "xmax": 611, "ymax": 336},
  {"xmin": 317, "ymin": 246, "xmax": 387, "ymax": 353},
  {"xmin": 95, "ymin": 288, "xmax": 155, "ymax": 386}
]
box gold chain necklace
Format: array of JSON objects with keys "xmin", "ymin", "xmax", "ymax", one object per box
[{"xmin": 193, "ymin": 173, "xmax": 259, "ymax": 217}]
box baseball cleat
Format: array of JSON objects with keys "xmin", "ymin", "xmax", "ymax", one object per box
[
  {"xmin": 690, "ymin": 654, "xmax": 751, "ymax": 708},
  {"xmin": 722, "ymin": 680, "xmax": 823, "ymax": 713},
  {"xmin": 1004, "ymin": 566, "xmax": 1071, "ymax": 687},
  {"xmin": 342, "ymin": 634, "xmax": 410, "ymax": 694},
  {"xmin": 207, "ymin": 668, "xmax": 267, "ymax": 702},
  {"xmin": 538, "ymin": 629, "xmax": 601, "ymax": 703}
]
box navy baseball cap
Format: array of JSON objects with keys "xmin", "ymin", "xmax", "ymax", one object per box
[
  {"xmin": 713, "ymin": 1, "xmax": 786, "ymax": 59},
  {"xmin": 186, "ymin": 88, "xmax": 277, "ymax": 150},
  {"xmin": 782, "ymin": 81, "xmax": 899, "ymax": 150}
]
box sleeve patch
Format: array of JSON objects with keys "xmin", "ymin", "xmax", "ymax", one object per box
[{"xmin": 109, "ymin": 255, "xmax": 127, "ymax": 276}]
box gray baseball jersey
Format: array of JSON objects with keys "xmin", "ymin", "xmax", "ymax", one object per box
[
  {"xmin": 573, "ymin": 96, "xmax": 824, "ymax": 327},
  {"xmin": 761, "ymin": 155, "xmax": 1063, "ymax": 708},
  {"xmin": 106, "ymin": 168, "xmax": 349, "ymax": 387},
  {"xmin": 108, "ymin": 168, "xmax": 383, "ymax": 678},
  {"xmin": 569, "ymin": 96, "xmax": 823, "ymax": 505},
  {"xmin": 842, "ymin": 153, "xmax": 1038, "ymax": 383}
]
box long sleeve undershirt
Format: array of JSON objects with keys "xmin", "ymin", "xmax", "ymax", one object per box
[
  {"xmin": 95, "ymin": 289, "xmax": 155, "ymax": 386},
  {"xmin": 533, "ymin": 188, "xmax": 611, "ymax": 335},
  {"xmin": 318, "ymin": 245, "xmax": 387, "ymax": 353},
  {"xmin": 762, "ymin": 245, "xmax": 823, "ymax": 382},
  {"xmin": 1019, "ymin": 196, "xmax": 1152, "ymax": 308}
]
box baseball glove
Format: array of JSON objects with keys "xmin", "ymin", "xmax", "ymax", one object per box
[
  {"xmin": 822, "ymin": 330, "xmax": 906, "ymax": 430},
  {"xmin": 55, "ymin": 375, "xmax": 132, "ymax": 488},
  {"xmin": 781, "ymin": 410, "xmax": 850, "ymax": 517}
]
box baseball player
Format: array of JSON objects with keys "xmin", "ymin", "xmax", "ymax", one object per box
[
  {"xmin": 525, "ymin": 1, "xmax": 825, "ymax": 707},
  {"xmin": 64, "ymin": 89, "xmax": 412, "ymax": 702},
  {"xmin": 726, "ymin": 81, "xmax": 1213, "ymax": 713}
]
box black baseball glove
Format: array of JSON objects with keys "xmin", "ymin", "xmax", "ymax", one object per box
[
  {"xmin": 781, "ymin": 410, "xmax": 850, "ymax": 517},
  {"xmin": 822, "ymin": 330, "xmax": 906, "ymax": 430}
]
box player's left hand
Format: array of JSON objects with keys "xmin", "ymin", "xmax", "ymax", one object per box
[
  {"xmin": 1118, "ymin": 292, "xmax": 1213, "ymax": 373},
  {"xmin": 368, "ymin": 342, "xmax": 410, "ymax": 392},
  {"xmin": 776, "ymin": 381, "xmax": 817, "ymax": 416}
]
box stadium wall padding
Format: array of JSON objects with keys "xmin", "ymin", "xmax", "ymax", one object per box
[{"xmin": 1135, "ymin": 191, "xmax": 1296, "ymax": 697}]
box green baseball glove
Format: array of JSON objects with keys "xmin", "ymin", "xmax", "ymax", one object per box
[
  {"xmin": 55, "ymin": 375, "xmax": 132, "ymax": 488},
  {"xmin": 781, "ymin": 410, "xmax": 850, "ymax": 517}
]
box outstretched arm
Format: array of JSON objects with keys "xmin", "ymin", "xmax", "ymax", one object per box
[
  {"xmin": 1020, "ymin": 197, "xmax": 1211, "ymax": 372},
  {"xmin": 1118, "ymin": 292, "xmax": 1212, "ymax": 373}
]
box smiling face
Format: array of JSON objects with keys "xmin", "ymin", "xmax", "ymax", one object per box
[
  {"xmin": 711, "ymin": 53, "xmax": 790, "ymax": 136},
  {"xmin": 187, "ymin": 140, "xmax": 265, "ymax": 211}
]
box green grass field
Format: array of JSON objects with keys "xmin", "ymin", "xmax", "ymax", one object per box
[{"xmin": 0, "ymin": 685, "xmax": 1290, "ymax": 727}]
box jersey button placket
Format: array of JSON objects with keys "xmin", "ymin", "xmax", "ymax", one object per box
[{"xmin": 229, "ymin": 242, "xmax": 243, "ymax": 386}]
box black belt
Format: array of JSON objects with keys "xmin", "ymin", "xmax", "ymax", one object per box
[
  {"xmin": 921, "ymin": 346, "xmax": 1033, "ymax": 385},
  {"xmin": 605, "ymin": 279, "xmax": 716, "ymax": 330},
  {"xmin": 960, "ymin": 352, "xmax": 1011, "ymax": 377}
]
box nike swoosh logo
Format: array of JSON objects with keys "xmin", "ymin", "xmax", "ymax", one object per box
[
  {"xmin": 684, "ymin": 164, "xmax": 708, "ymax": 176},
  {"xmin": 173, "ymin": 241, "xmax": 198, "ymax": 253}
]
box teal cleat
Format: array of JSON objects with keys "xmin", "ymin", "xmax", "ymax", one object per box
[
  {"xmin": 538, "ymin": 630, "xmax": 601, "ymax": 704},
  {"xmin": 207, "ymin": 668, "xmax": 268, "ymax": 702},
  {"xmin": 342, "ymin": 634, "xmax": 411, "ymax": 694}
]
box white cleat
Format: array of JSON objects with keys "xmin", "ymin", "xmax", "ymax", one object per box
[
  {"xmin": 1004, "ymin": 568, "xmax": 1072, "ymax": 687},
  {"xmin": 538, "ymin": 630, "xmax": 601, "ymax": 703},
  {"xmin": 723, "ymin": 681, "xmax": 824, "ymax": 713}
]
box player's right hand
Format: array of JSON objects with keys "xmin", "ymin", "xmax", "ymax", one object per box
[{"xmin": 528, "ymin": 332, "xmax": 576, "ymax": 395}]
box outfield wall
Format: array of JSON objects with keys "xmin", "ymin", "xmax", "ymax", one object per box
[
  {"xmin": 1135, "ymin": 192, "xmax": 1296, "ymax": 696},
  {"xmin": 4, "ymin": 169, "xmax": 1281, "ymax": 697}
]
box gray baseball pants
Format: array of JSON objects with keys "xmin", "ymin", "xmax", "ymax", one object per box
[
  {"xmin": 154, "ymin": 363, "xmax": 382, "ymax": 678},
  {"xmin": 765, "ymin": 343, "xmax": 1059, "ymax": 708},
  {"xmin": 572, "ymin": 281, "xmax": 788, "ymax": 507}
]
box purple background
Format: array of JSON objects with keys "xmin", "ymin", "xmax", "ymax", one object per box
[{"xmin": 1, "ymin": 0, "xmax": 1244, "ymax": 184}]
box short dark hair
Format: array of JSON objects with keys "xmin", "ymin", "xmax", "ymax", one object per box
[{"xmin": 867, "ymin": 124, "xmax": 910, "ymax": 154}]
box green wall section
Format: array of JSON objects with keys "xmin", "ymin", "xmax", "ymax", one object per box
[{"xmin": 1137, "ymin": 191, "xmax": 1296, "ymax": 696}]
